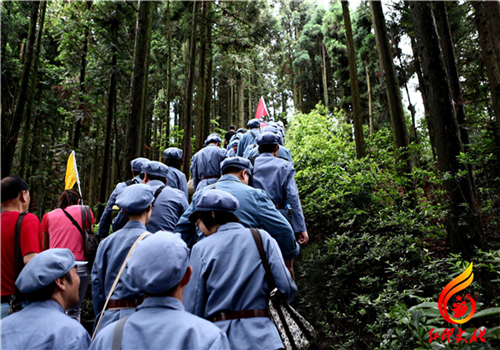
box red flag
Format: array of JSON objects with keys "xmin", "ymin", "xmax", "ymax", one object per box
[{"xmin": 254, "ymin": 97, "xmax": 269, "ymax": 119}]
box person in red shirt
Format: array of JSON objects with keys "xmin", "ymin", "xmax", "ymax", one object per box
[
  {"xmin": 41, "ymin": 189, "xmax": 94, "ymax": 322},
  {"xmin": 1, "ymin": 176, "xmax": 43, "ymax": 318}
]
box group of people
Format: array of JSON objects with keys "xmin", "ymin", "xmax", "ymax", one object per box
[{"xmin": 1, "ymin": 118, "xmax": 309, "ymax": 350}]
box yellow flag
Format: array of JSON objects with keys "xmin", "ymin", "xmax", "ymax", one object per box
[{"xmin": 65, "ymin": 151, "xmax": 80, "ymax": 190}]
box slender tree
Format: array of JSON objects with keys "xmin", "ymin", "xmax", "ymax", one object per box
[
  {"xmin": 2, "ymin": 1, "xmax": 39, "ymax": 177},
  {"xmin": 342, "ymin": 0, "xmax": 365, "ymax": 159},
  {"xmin": 124, "ymin": 0, "xmax": 154, "ymax": 175},
  {"xmin": 410, "ymin": 1, "xmax": 482, "ymax": 257},
  {"xmin": 182, "ymin": 1, "xmax": 199, "ymax": 177},
  {"xmin": 195, "ymin": 1, "xmax": 208, "ymax": 152},
  {"xmin": 369, "ymin": 1, "xmax": 412, "ymax": 177}
]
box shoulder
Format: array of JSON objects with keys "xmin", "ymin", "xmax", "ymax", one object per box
[{"xmin": 24, "ymin": 212, "xmax": 41, "ymax": 223}]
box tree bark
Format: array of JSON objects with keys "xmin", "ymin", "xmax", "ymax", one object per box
[
  {"xmin": 195, "ymin": 1, "xmax": 208, "ymax": 152},
  {"xmin": 369, "ymin": 1, "xmax": 412, "ymax": 177},
  {"xmin": 238, "ymin": 77, "xmax": 245, "ymax": 128},
  {"xmin": 124, "ymin": 0, "xmax": 154, "ymax": 175},
  {"xmin": 19, "ymin": 1, "xmax": 46, "ymax": 178},
  {"xmin": 203, "ymin": 9, "xmax": 213, "ymax": 142},
  {"xmin": 410, "ymin": 1, "xmax": 482, "ymax": 257},
  {"xmin": 342, "ymin": 1, "xmax": 365, "ymax": 159},
  {"xmin": 434, "ymin": 1, "xmax": 470, "ymax": 149},
  {"xmin": 366, "ymin": 63, "xmax": 374, "ymax": 136},
  {"xmin": 472, "ymin": 0, "xmax": 500, "ymax": 134},
  {"xmin": 182, "ymin": 1, "xmax": 199, "ymax": 177},
  {"xmin": 2, "ymin": 1, "xmax": 39, "ymax": 178},
  {"xmin": 321, "ymin": 43, "xmax": 329, "ymax": 110}
]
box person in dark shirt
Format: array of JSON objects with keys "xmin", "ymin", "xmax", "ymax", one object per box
[{"xmin": 223, "ymin": 125, "xmax": 236, "ymax": 148}]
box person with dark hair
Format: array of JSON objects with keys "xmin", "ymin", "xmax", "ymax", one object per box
[
  {"xmin": 1, "ymin": 176, "xmax": 43, "ymax": 318},
  {"xmin": 0, "ymin": 248, "xmax": 90, "ymax": 350},
  {"xmin": 184, "ymin": 190, "xmax": 297, "ymax": 350},
  {"xmin": 223, "ymin": 125, "xmax": 236, "ymax": 148},
  {"xmin": 92, "ymin": 184, "xmax": 154, "ymax": 335},
  {"xmin": 175, "ymin": 157, "xmax": 299, "ymax": 278},
  {"xmin": 190, "ymin": 134, "xmax": 227, "ymax": 192},
  {"xmin": 227, "ymin": 128, "xmax": 246, "ymax": 149},
  {"xmin": 142, "ymin": 161, "xmax": 188, "ymax": 233},
  {"xmin": 237, "ymin": 119, "xmax": 261, "ymax": 157},
  {"xmin": 162, "ymin": 147, "xmax": 188, "ymax": 199},
  {"xmin": 97, "ymin": 157, "xmax": 149, "ymax": 238},
  {"xmin": 40, "ymin": 189, "xmax": 94, "ymax": 322},
  {"xmin": 253, "ymin": 133, "xmax": 309, "ymax": 247},
  {"xmin": 90, "ymin": 232, "xmax": 230, "ymax": 350}
]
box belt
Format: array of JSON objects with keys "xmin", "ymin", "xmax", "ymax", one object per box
[
  {"xmin": 200, "ymin": 175, "xmax": 220, "ymax": 181},
  {"xmin": 1, "ymin": 295, "xmax": 12, "ymax": 303},
  {"xmin": 107, "ymin": 299, "xmax": 142, "ymax": 310},
  {"xmin": 210, "ymin": 309, "xmax": 269, "ymax": 322}
]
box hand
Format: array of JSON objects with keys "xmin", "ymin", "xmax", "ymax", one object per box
[
  {"xmin": 284, "ymin": 259, "xmax": 295, "ymax": 280},
  {"xmin": 297, "ymin": 231, "xmax": 309, "ymax": 245}
]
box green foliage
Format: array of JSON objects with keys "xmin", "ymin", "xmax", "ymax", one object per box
[{"xmin": 287, "ymin": 107, "xmax": 500, "ymax": 349}]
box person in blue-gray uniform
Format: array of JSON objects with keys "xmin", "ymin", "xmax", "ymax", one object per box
[
  {"xmin": 228, "ymin": 128, "xmax": 246, "ymax": 147},
  {"xmin": 252, "ymin": 132, "xmax": 309, "ymax": 246},
  {"xmin": 92, "ymin": 184, "xmax": 154, "ymax": 336},
  {"xmin": 237, "ymin": 119, "xmax": 261, "ymax": 156},
  {"xmin": 142, "ymin": 161, "xmax": 188, "ymax": 233},
  {"xmin": 227, "ymin": 139, "xmax": 239, "ymax": 157},
  {"xmin": 90, "ymin": 232, "xmax": 230, "ymax": 350},
  {"xmin": 175, "ymin": 157, "xmax": 299, "ymax": 277},
  {"xmin": 191, "ymin": 134, "xmax": 227, "ymax": 192},
  {"xmin": 163, "ymin": 147, "xmax": 189, "ymax": 200},
  {"xmin": 245, "ymin": 126, "xmax": 293, "ymax": 164},
  {"xmin": 97, "ymin": 157, "xmax": 149, "ymax": 238},
  {"xmin": 184, "ymin": 190, "xmax": 297, "ymax": 350},
  {"xmin": 1, "ymin": 249, "xmax": 90, "ymax": 350}
]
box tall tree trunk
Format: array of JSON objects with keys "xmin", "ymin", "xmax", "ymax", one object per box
[
  {"xmin": 124, "ymin": 0, "xmax": 153, "ymax": 175},
  {"xmin": 366, "ymin": 63, "xmax": 374, "ymax": 136},
  {"xmin": 165, "ymin": 0, "xmax": 171, "ymax": 151},
  {"xmin": 321, "ymin": 43, "xmax": 329, "ymax": 110},
  {"xmin": 249, "ymin": 89, "xmax": 252, "ymax": 119},
  {"xmin": 472, "ymin": 0, "xmax": 500, "ymax": 134},
  {"xmin": 230, "ymin": 80, "xmax": 234, "ymax": 126},
  {"xmin": 195, "ymin": 1, "xmax": 208, "ymax": 152},
  {"xmin": 73, "ymin": 1, "xmax": 92, "ymax": 151},
  {"xmin": 369, "ymin": 1, "xmax": 412, "ymax": 177},
  {"xmin": 203, "ymin": 10, "xmax": 213, "ymax": 142},
  {"xmin": 20, "ymin": 1, "xmax": 46, "ymax": 178},
  {"xmin": 410, "ymin": 1, "xmax": 483, "ymax": 258},
  {"xmin": 238, "ymin": 77, "xmax": 245, "ymax": 128},
  {"xmin": 434, "ymin": 1, "xmax": 470, "ymax": 149},
  {"xmin": 342, "ymin": 0, "xmax": 365, "ymax": 159},
  {"xmin": 2, "ymin": 1, "xmax": 39, "ymax": 178},
  {"xmin": 182, "ymin": 1, "xmax": 199, "ymax": 177},
  {"xmin": 97, "ymin": 44, "xmax": 117, "ymax": 222}
]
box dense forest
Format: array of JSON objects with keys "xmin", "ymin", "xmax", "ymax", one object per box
[{"xmin": 2, "ymin": 0, "xmax": 500, "ymax": 348}]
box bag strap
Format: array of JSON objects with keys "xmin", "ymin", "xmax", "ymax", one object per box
[
  {"xmin": 111, "ymin": 315, "xmax": 130, "ymax": 350},
  {"xmin": 61, "ymin": 208, "xmax": 86, "ymax": 250},
  {"xmin": 92, "ymin": 231, "xmax": 151, "ymax": 340},
  {"xmin": 249, "ymin": 228, "xmax": 277, "ymax": 291},
  {"xmin": 14, "ymin": 212, "xmax": 28, "ymax": 278},
  {"xmin": 152, "ymin": 186, "xmax": 165, "ymax": 207}
]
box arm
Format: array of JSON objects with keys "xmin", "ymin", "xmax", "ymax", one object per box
[
  {"xmin": 20, "ymin": 213, "xmax": 43, "ymax": 261},
  {"xmin": 183, "ymin": 246, "xmax": 206, "ymax": 317},
  {"xmin": 191, "ymin": 155, "xmax": 199, "ymax": 191},
  {"xmin": 92, "ymin": 243, "xmax": 106, "ymax": 316},
  {"xmin": 41, "ymin": 213, "xmax": 50, "ymax": 250},
  {"xmin": 262, "ymin": 230, "xmax": 298, "ymax": 303},
  {"xmin": 285, "ymin": 165, "xmax": 307, "ymax": 240},
  {"xmin": 236, "ymin": 134, "xmax": 246, "ymax": 157},
  {"xmin": 256, "ymin": 191, "xmax": 299, "ymax": 260},
  {"xmin": 97, "ymin": 185, "xmax": 121, "ymax": 238},
  {"xmin": 174, "ymin": 191, "xmax": 200, "ymax": 249},
  {"xmin": 179, "ymin": 173, "xmax": 189, "ymax": 200}
]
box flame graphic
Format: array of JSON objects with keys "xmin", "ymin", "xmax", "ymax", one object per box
[{"xmin": 438, "ymin": 262, "xmax": 476, "ymax": 324}]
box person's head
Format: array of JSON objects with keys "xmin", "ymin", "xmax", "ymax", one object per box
[
  {"xmin": 220, "ymin": 158, "xmax": 253, "ymax": 185},
  {"xmin": 16, "ymin": 249, "xmax": 85, "ymax": 310},
  {"xmin": 256, "ymin": 132, "xmax": 280, "ymax": 156},
  {"xmin": 57, "ymin": 189, "xmax": 81, "ymax": 209},
  {"xmin": 204, "ymin": 134, "xmax": 222, "ymax": 147},
  {"xmin": 237, "ymin": 128, "xmax": 246, "ymax": 134},
  {"xmin": 229, "ymin": 125, "xmax": 236, "ymax": 131},
  {"xmin": 189, "ymin": 189, "xmax": 240, "ymax": 237},
  {"xmin": 131, "ymin": 157, "xmax": 149, "ymax": 178},
  {"xmin": 142, "ymin": 161, "xmax": 168, "ymax": 185},
  {"xmin": 247, "ymin": 119, "xmax": 261, "ymax": 130},
  {"xmin": 1, "ymin": 176, "xmax": 30, "ymax": 211},
  {"xmin": 162, "ymin": 148, "xmax": 183, "ymax": 170},
  {"xmin": 115, "ymin": 184, "xmax": 155, "ymax": 223},
  {"xmin": 127, "ymin": 232, "xmax": 192, "ymax": 300},
  {"xmin": 261, "ymin": 125, "xmax": 284, "ymax": 146}
]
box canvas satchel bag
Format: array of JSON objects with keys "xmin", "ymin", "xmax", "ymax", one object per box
[{"xmin": 249, "ymin": 228, "xmax": 316, "ymax": 350}]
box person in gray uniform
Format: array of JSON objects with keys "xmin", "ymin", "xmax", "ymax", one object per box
[
  {"xmin": 90, "ymin": 232, "xmax": 229, "ymax": 350},
  {"xmin": 163, "ymin": 147, "xmax": 189, "ymax": 200},
  {"xmin": 1, "ymin": 249, "xmax": 90, "ymax": 350},
  {"xmin": 190, "ymin": 134, "xmax": 227, "ymax": 192},
  {"xmin": 237, "ymin": 119, "xmax": 261, "ymax": 157}
]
